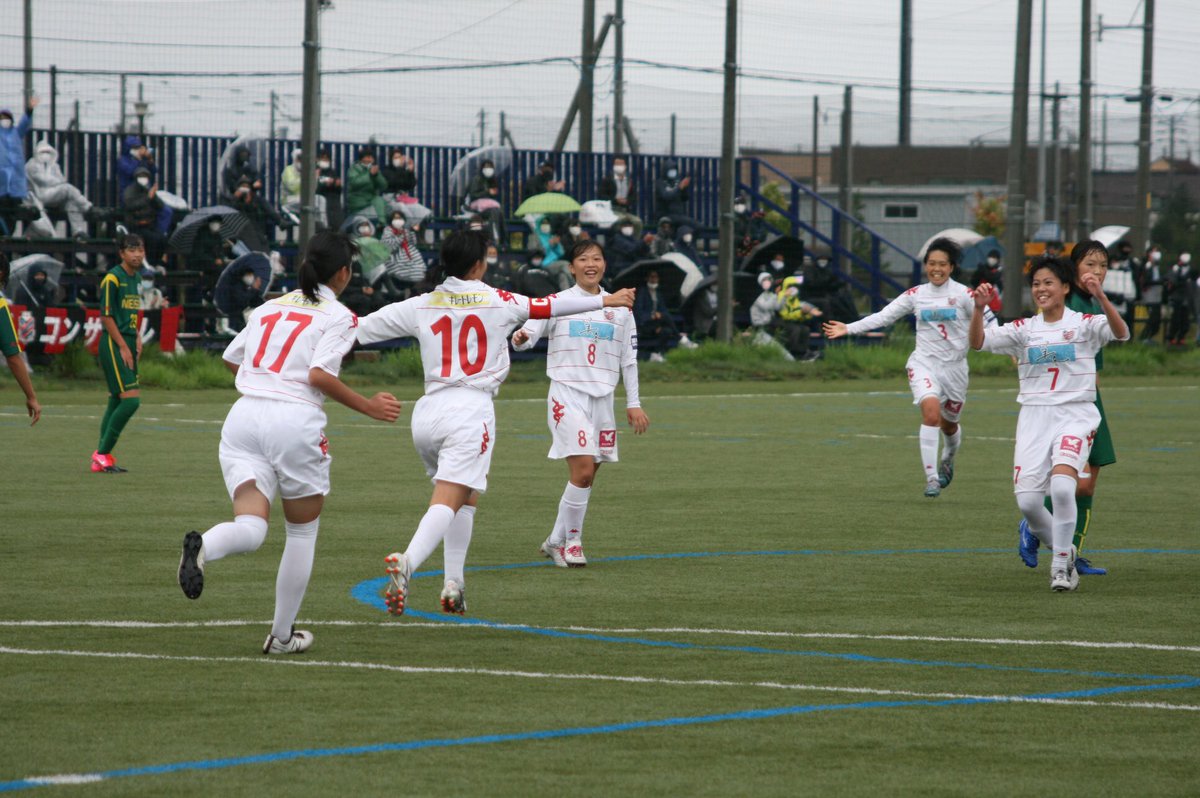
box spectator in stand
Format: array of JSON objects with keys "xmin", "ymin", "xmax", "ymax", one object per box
[
  {"xmin": 380, "ymin": 210, "xmax": 425, "ymax": 299},
  {"xmin": 116, "ymin": 134, "xmax": 152, "ymax": 201},
  {"xmin": 1044, "ymin": 240, "xmax": 1064, "ymax": 260},
  {"xmin": 482, "ymin": 243, "xmax": 508, "ymax": 288},
  {"xmin": 598, "ymin": 156, "xmax": 641, "ymax": 234},
  {"xmin": 764, "ymin": 253, "xmax": 790, "ymax": 288},
  {"xmin": 221, "ymin": 146, "xmax": 264, "ymax": 202},
  {"xmin": 777, "ymin": 274, "xmax": 822, "ymax": 361},
  {"xmin": 188, "ymin": 215, "xmax": 231, "ymax": 296},
  {"xmin": 229, "ymin": 177, "xmax": 282, "ymax": 242},
  {"xmin": 346, "ymin": 148, "xmax": 389, "ymax": 224},
  {"xmin": 674, "ymin": 224, "xmax": 705, "ymax": 272},
  {"xmin": 750, "ymin": 271, "xmax": 784, "ymax": 344},
  {"xmin": 226, "ymin": 263, "xmax": 265, "ymax": 332},
  {"xmin": 14, "ymin": 264, "xmax": 59, "ymax": 310},
  {"xmin": 970, "ymin": 249, "xmax": 1004, "ymax": 290},
  {"xmin": 25, "ymin": 140, "xmax": 94, "ymax": 239},
  {"xmin": 802, "ymin": 250, "xmax": 858, "ymax": 322},
  {"xmin": 654, "ymin": 159, "xmax": 694, "ymax": 230},
  {"xmin": 280, "ymin": 149, "xmax": 327, "ymax": 229},
  {"xmin": 606, "ymin": 220, "xmax": 648, "ymax": 277},
  {"xmin": 732, "ymin": 196, "xmax": 770, "ymax": 257},
  {"xmin": 0, "ymin": 98, "xmax": 37, "ymax": 235},
  {"xmin": 649, "ymin": 217, "xmax": 676, "ymax": 257},
  {"xmin": 465, "ymin": 159, "xmax": 505, "ymax": 246},
  {"xmin": 557, "ymin": 217, "xmax": 588, "ymax": 255},
  {"xmin": 1139, "ymin": 245, "xmax": 1165, "ymax": 342},
  {"xmin": 1166, "ymin": 252, "xmax": 1195, "ymax": 345},
  {"xmin": 123, "ymin": 167, "xmax": 167, "ymax": 266},
  {"xmin": 382, "ymin": 149, "xmax": 416, "ymax": 198},
  {"xmin": 523, "ymin": 160, "xmax": 565, "ymax": 203},
  {"xmin": 634, "ymin": 269, "xmax": 681, "ymax": 362},
  {"xmin": 316, "ymin": 150, "xmax": 344, "ymax": 230},
  {"xmin": 531, "ymin": 215, "xmax": 568, "ymax": 289},
  {"xmin": 138, "ymin": 267, "xmax": 170, "ymax": 311}
]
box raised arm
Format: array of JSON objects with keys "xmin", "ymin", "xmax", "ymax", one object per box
[
  {"xmin": 1080, "ymin": 272, "xmax": 1130, "ymax": 341},
  {"xmin": 969, "ymin": 282, "xmax": 995, "ymax": 350}
]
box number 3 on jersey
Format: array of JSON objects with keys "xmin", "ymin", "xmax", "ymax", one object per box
[
  {"xmin": 432, "ymin": 314, "xmax": 487, "ymax": 377},
  {"xmin": 252, "ymin": 310, "xmax": 314, "ymax": 373}
]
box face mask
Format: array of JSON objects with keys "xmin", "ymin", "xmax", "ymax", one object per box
[
  {"xmin": 666, "ymin": 169, "xmax": 677, "ymax": 179},
  {"xmin": 1182, "ymin": 254, "xmax": 1192, "ymax": 265},
  {"xmin": 568, "ymin": 226, "xmax": 581, "ymax": 236},
  {"xmin": 647, "ymin": 281, "xmax": 660, "ymax": 289},
  {"xmin": 540, "ymin": 225, "xmax": 551, "ymax": 234},
  {"xmin": 482, "ymin": 167, "xmax": 495, "ymax": 178},
  {"xmin": 531, "ymin": 258, "xmax": 543, "ymax": 267},
  {"xmin": 391, "ymin": 218, "xmax": 405, "ymax": 230},
  {"xmin": 392, "ymin": 159, "xmax": 403, "ymax": 167},
  {"xmin": 682, "ymin": 234, "xmax": 693, "ymax": 243},
  {"xmin": 817, "ymin": 259, "xmax": 829, "ymax": 269},
  {"xmin": 242, "ymin": 273, "xmax": 256, "ymax": 286},
  {"xmin": 987, "ymin": 257, "xmax": 999, "ymax": 266},
  {"xmin": 137, "ymin": 177, "xmax": 150, "ymax": 187},
  {"xmin": 141, "ymin": 280, "xmax": 154, "ymax": 291},
  {"xmin": 620, "ymin": 227, "xmax": 633, "ymax": 236},
  {"xmin": 0, "ymin": 119, "xmax": 11, "ymax": 129},
  {"xmin": 208, "ymin": 222, "xmax": 221, "ymax": 232},
  {"xmin": 470, "ymin": 224, "xmax": 483, "ymax": 232},
  {"xmin": 1151, "ymin": 251, "xmax": 1162, "ymax": 263},
  {"xmin": 486, "ymin": 257, "xmax": 498, "ymax": 266},
  {"xmin": 318, "ymin": 160, "xmax": 331, "ymax": 169},
  {"xmin": 38, "ymin": 152, "xmax": 52, "ymax": 163},
  {"xmin": 613, "ymin": 165, "xmax": 626, "ymax": 175},
  {"xmin": 734, "ymin": 204, "xmax": 746, "ymax": 214},
  {"xmin": 359, "ymin": 228, "xmax": 373, "ymax": 237},
  {"xmin": 771, "ymin": 260, "xmax": 784, "ymax": 271}
]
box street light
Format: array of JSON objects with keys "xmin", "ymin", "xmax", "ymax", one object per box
[{"xmin": 133, "ymin": 99, "xmax": 148, "ymax": 137}]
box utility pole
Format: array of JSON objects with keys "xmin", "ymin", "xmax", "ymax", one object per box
[
  {"xmin": 1102, "ymin": 100, "xmax": 1108, "ymax": 170},
  {"xmin": 838, "ymin": 86, "xmax": 853, "ymax": 268},
  {"xmin": 135, "ymin": 82, "xmax": 147, "ymax": 137},
  {"xmin": 811, "ymin": 94, "xmax": 819, "ymax": 231},
  {"xmin": 1077, "ymin": 0, "xmax": 1093, "ymax": 241},
  {"xmin": 270, "ymin": 90, "xmax": 278, "ymax": 139},
  {"xmin": 670, "ymin": 113, "xmax": 677, "ymax": 157},
  {"xmin": 1003, "ymin": 0, "xmax": 1034, "ymax": 321},
  {"xmin": 1133, "ymin": 0, "xmax": 1155, "ymax": 250},
  {"xmin": 899, "ymin": 0, "xmax": 912, "ymax": 146},
  {"xmin": 478, "ymin": 108, "xmax": 485, "ymax": 146},
  {"xmin": 1050, "ymin": 81, "xmax": 1061, "ymax": 231},
  {"xmin": 299, "ymin": 0, "xmax": 322, "ymax": 246},
  {"xmin": 49, "ymin": 65, "xmax": 57, "ymax": 133},
  {"xmin": 715, "ymin": 0, "xmax": 738, "ymax": 343},
  {"xmin": 1035, "ymin": 0, "xmax": 1047, "ymax": 226},
  {"xmin": 613, "ymin": 0, "xmax": 624, "ymax": 154},
  {"xmin": 580, "ymin": 0, "xmax": 595, "ymax": 152},
  {"xmin": 23, "ymin": 0, "xmax": 33, "ymax": 106},
  {"xmin": 119, "ymin": 74, "xmax": 127, "ymax": 135},
  {"xmin": 603, "ymin": 113, "xmax": 610, "ymax": 152}
]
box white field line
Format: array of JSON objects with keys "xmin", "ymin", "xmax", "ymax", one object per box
[
  {"xmin": 3, "ymin": 619, "xmax": 1198, "ymax": 654},
  {"xmin": 1, "ymin": 645, "xmax": 1196, "ymax": 713}
]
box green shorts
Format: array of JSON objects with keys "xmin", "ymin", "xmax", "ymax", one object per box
[
  {"xmin": 99, "ymin": 333, "xmax": 140, "ymax": 395},
  {"xmin": 1089, "ymin": 390, "xmax": 1116, "ymax": 468}
]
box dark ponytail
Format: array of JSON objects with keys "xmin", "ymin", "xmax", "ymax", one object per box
[{"xmin": 299, "ymin": 230, "xmax": 358, "ymax": 303}]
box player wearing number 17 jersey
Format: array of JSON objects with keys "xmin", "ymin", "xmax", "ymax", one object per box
[
  {"xmin": 824, "ymin": 237, "xmax": 992, "ymax": 497},
  {"xmin": 970, "ymin": 257, "xmax": 1128, "ymax": 592},
  {"xmin": 356, "ymin": 231, "xmax": 636, "ymax": 617},
  {"xmin": 177, "ymin": 232, "xmax": 402, "ymax": 654},
  {"xmin": 511, "ymin": 240, "xmax": 649, "ymax": 568}
]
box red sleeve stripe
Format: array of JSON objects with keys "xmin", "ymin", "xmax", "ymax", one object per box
[{"xmin": 529, "ymin": 297, "xmax": 552, "ymax": 320}]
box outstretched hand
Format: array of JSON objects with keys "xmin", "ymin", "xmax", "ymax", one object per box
[
  {"xmin": 972, "ymin": 282, "xmax": 996, "ymax": 308},
  {"xmin": 822, "ymin": 320, "xmax": 848, "ymax": 339}
]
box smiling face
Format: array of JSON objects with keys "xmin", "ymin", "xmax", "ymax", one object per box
[
  {"xmin": 924, "ymin": 248, "xmax": 954, "ymax": 286},
  {"xmin": 1030, "ymin": 265, "xmax": 1070, "ymax": 313},
  {"xmin": 1076, "ymin": 248, "xmax": 1108, "ymax": 287},
  {"xmin": 568, "ymin": 244, "xmax": 606, "ymax": 293}
]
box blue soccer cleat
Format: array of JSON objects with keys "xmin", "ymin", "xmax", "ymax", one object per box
[
  {"xmin": 1018, "ymin": 518, "xmax": 1039, "ymax": 568},
  {"xmin": 937, "ymin": 460, "xmax": 954, "ymax": 489},
  {"xmin": 1075, "ymin": 556, "xmax": 1107, "ymax": 576}
]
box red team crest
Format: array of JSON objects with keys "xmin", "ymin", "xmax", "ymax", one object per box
[
  {"xmin": 603, "ymin": 309, "xmax": 615, "ymax": 321},
  {"xmin": 480, "ymin": 423, "xmax": 490, "ymax": 454},
  {"xmin": 599, "ymin": 430, "xmax": 616, "ymax": 449},
  {"xmin": 1059, "ymin": 435, "xmax": 1083, "ymax": 455},
  {"xmin": 943, "ymin": 399, "xmax": 963, "ymax": 414},
  {"xmin": 551, "ymin": 397, "xmax": 565, "ymax": 426},
  {"xmin": 318, "ymin": 433, "xmax": 330, "ymax": 457},
  {"xmin": 1062, "ymin": 329, "xmax": 1075, "ymax": 341}
]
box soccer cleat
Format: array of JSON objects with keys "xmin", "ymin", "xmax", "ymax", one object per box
[
  {"xmin": 440, "ymin": 580, "xmax": 467, "ymax": 615},
  {"xmin": 1050, "ymin": 560, "xmax": 1079, "ymax": 592},
  {"xmin": 383, "ymin": 552, "xmax": 410, "ymax": 616},
  {"xmin": 263, "ymin": 628, "xmax": 313, "ymax": 655},
  {"xmin": 92, "ymin": 451, "xmax": 128, "ymax": 473},
  {"xmin": 90, "ymin": 450, "xmax": 105, "ymax": 472},
  {"xmin": 1075, "ymin": 556, "xmax": 1108, "ymax": 576},
  {"xmin": 178, "ymin": 531, "xmax": 205, "ymax": 599},
  {"xmin": 923, "ymin": 479, "xmax": 941, "ymax": 498},
  {"xmin": 937, "ymin": 459, "xmax": 954, "ymax": 489},
  {"xmin": 540, "ymin": 538, "xmax": 567, "ymax": 568},
  {"xmin": 1018, "ymin": 518, "xmax": 1039, "ymax": 568},
  {"xmin": 564, "ymin": 543, "xmax": 588, "ymax": 568}
]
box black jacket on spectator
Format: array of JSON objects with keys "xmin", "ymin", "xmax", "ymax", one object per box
[
  {"xmin": 382, "ymin": 163, "xmax": 416, "ymax": 195},
  {"xmin": 466, "ymin": 173, "xmax": 498, "ymax": 205},
  {"xmin": 606, "ymin": 231, "xmax": 648, "ymax": 276},
  {"xmin": 123, "ymin": 183, "xmax": 164, "ymax": 229},
  {"xmin": 598, "ymin": 173, "xmax": 637, "ymax": 212},
  {"xmin": 523, "ymin": 169, "xmax": 556, "ymax": 202},
  {"xmin": 654, "ymin": 161, "xmax": 690, "ymax": 219},
  {"xmin": 970, "ymin": 262, "xmax": 1003, "ymax": 290}
]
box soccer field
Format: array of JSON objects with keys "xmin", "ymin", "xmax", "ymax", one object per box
[{"xmin": 2, "ymin": 375, "xmax": 1198, "ymax": 795}]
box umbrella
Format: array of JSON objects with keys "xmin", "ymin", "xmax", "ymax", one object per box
[
  {"xmin": 740, "ymin": 234, "xmax": 807, "ymax": 274},
  {"xmin": 10, "ymin": 254, "xmax": 64, "ymax": 290},
  {"xmin": 959, "ymin": 235, "xmax": 1003, "ymax": 277},
  {"xmin": 916, "ymin": 228, "xmax": 982, "ymax": 261},
  {"xmin": 156, "ymin": 189, "xmax": 190, "ymax": 212},
  {"xmin": 514, "ymin": 192, "xmax": 582, "ymax": 217},
  {"xmin": 612, "ymin": 259, "xmax": 687, "ymax": 310},
  {"xmin": 1090, "ymin": 225, "xmax": 1130, "ymax": 249},
  {"xmin": 659, "ymin": 252, "xmax": 706, "ymax": 301},
  {"xmin": 579, "ymin": 199, "xmax": 619, "ymax": 228},
  {"xmin": 169, "ymin": 206, "xmax": 256, "ymax": 254},
  {"xmin": 447, "ymin": 145, "xmax": 513, "ymax": 197},
  {"xmin": 680, "ymin": 272, "xmax": 760, "ymax": 319},
  {"xmin": 516, "ymin": 265, "xmax": 558, "ymax": 298},
  {"xmin": 213, "ymin": 253, "xmax": 271, "ymax": 316}
]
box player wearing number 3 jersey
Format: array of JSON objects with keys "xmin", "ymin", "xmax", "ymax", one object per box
[
  {"xmin": 511, "ymin": 240, "xmax": 648, "ymax": 568},
  {"xmin": 355, "ymin": 230, "xmax": 636, "ymax": 616},
  {"xmin": 177, "ymin": 232, "xmax": 402, "ymax": 654},
  {"xmin": 971, "ymin": 256, "xmax": 1128, "ymax": 592},
  {"xmin": 824, "ymin": 237, "xmax": 993, "ymax": 497}
]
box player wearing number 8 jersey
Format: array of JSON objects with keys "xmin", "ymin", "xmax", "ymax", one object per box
[
  {"xmin": 824, "ymin": 237, "xmax": 992, "ymax": 497},
  {"xmin": 356, "ymin": 230, "xmax": 635, "ymax": 616},
  {"xmin": 177, "ymin": 232, "xmax": 402, "ymax": 654},
  {"xmin": 512, "ymin": 240, "xmax": 649, "ymax": 567},
  {"xmin": 970, "ymin": 256, "xmax": 1129, "ymax": 592}
]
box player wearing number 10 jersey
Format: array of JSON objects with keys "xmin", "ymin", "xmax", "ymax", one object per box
[
  {"xmin": 355, "ymin": 230, "xmax": 635, "ymax": 616},
  {"xmin": 824, "ymin": 237, "xmax": 992, "ymax": 497},
  {"xmin": 511, "ymin": 240, "xmax": 649, "ymax": 568},
  {"xmin": 177, "ymin": 232, "xmax": 402, "ymax": 654}
]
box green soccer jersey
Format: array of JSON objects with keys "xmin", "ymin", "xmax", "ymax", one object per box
[
  {"xmin": 0, "ymin": 297, "xmax": 22, "ymax": 357},
  {"xmin": 100, "ymin": 265, "xmax": 142, "ymax": 339},
  {"xmin": 1066, "ymin": 291, "xmax": 1103, "ymax": 370}
]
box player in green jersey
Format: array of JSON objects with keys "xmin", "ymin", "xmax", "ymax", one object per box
[
  {"xmin": 92, "ymin": 235, "xmax": 144, "ymax": 472},
  {"xmin": 0, "ymin": 255, "xmax": 40, "ymax": 424}
]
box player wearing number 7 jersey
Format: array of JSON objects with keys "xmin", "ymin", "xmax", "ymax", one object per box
[
  {"xmin": 355, "ymin": 230, "xmax": 635, "ymax": 616},
  {"xmin": 177, "ymin": 232, "xmax": 402, "ymax": 654},
  {"xmin": 824, "ymin": 238, "xmax": 992, "ymax": 497},
  {"xmin": 970, "ymin": 257, "xmax": 1129, "ymax": 592},
  {"xmin": 511, "ymin": 240, "xmax": 649, "ymax": 568}
]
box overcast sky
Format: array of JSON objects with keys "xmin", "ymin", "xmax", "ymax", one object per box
[{"xmin": 1, "ymin": 0, "xmax": 1197, "ymax": 168}]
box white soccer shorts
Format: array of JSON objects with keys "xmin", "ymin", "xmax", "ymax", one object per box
[
  {"xmin": 906, "ymin": 353, "xmax": 968, "ymax": 422},
  {"xmin": 1011, "ymin": 402, "xmax": 1100, "ymax": 494},
  {"xmin": 219, "ymin": 396, "xmax": 331, "ymax": 500},
  {"xmin": 411, "ymin": 388, "xmax": 496, "ymax": 493},
  {"xmin": 545, "ymin": 381, "xmax": 619, "ymax": 462}
]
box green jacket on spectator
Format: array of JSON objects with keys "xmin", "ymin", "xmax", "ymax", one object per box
[{"xmin": 346, "ymin": 161, "xmax": 389, "ymax": 218}]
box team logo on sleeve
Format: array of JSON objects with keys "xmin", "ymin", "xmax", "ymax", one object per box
[
  {"xmin": 496, "ymin": 289, "xmax": 517, "ymax": 304},
  {"xmin": 1059, "ymin": 435, "xmax": 1083, "ymax": 455}
]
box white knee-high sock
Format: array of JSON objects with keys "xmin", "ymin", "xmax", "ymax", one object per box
[
  {"xmin": 558, "ymin": 483, "xmax": 592, "ymax": 546},
  {"xmin": 201, "ymin": 515, "xmax": 268, "ymax": 562},
  {"xmin": 941, "ymin": 426, "xmax": 962, "ymax": 463},
  {"xmin": 1016, "ymin": 492, "xmax": 1055, "ymax": 547},
  {"xmin": 271, "ymin": 518, "xmax": 319, "ymax": 641},
  {"xmin": 918, "ymin": 425, "xmax": 940, "ymax": 483},
  {"xmin": 1049, "ymin": 475, "xmax": 1078, "ymax": 566},
  {"xmin": 443, "ymin": 506, "xmax": 475, "ymax": 587},
  {"xmin": 404, "ymin": 504, "xmax": 457, "ymax": 574}
]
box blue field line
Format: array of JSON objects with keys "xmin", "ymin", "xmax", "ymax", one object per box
[{"xmin": 2, "ymin": 679, "xmax": 1196, "ymax": 793}]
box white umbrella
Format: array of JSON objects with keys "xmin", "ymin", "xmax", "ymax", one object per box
[
  {"xmin": 447, "ymin": 145, "xmax": 513, "ymax": 197},
  {"xmin": 917, "ymin": 228, "xmax": 982, "ymax": 260},
  {"xmin": 1090, "ymin": 225, "xmax": 1130, "ymax": 249},
  {"xmin": 660, "ymin": 252, "xmax": 706, "ymax": 301}
]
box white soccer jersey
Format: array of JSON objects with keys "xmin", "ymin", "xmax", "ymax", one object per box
[
  {"xmin": 223, "ymin": 285, "xmax": 357, "ymax": 407},
  {"xmin": 845, "ymin": 279, "xmax": 980, "ymax": 363},
  {"xmin": 513, "ymin": 285, "xmax": 641, "ymax": 406},
  {"xmin": 356, "ymin": 277, "xmax": 605, "ymax": 396},
  {"xmin": 980, "ymin": 308, "xmax": 1123, "ymax": 405}
]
